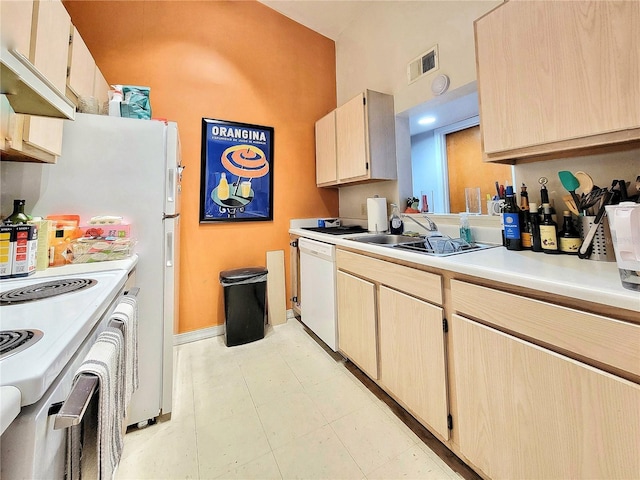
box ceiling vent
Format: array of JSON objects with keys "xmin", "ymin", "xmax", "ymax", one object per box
[{"xmin": 407, "ymin": 45, "xmax": 439, "ymax": 84}]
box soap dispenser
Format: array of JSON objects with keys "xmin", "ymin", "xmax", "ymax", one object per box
[
  {"xmin": 459, "ymin": 213, "xmax": 473, "ymax": 244},
  {"xmin": 389, "ymin": 204, "xmax": 404, "ymax": 234}
]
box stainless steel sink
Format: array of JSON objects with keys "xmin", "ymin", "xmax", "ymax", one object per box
[
  {"xmin": 349, "ymin": 234, "xmax": 423, "ymax": 245},
  {"xmin": 391, "ymin": 241, "xmax": 498, "ymax": 257},
  {"xmin": 348, "ymin": 233, "xmax": 498, "ymax": 256}
]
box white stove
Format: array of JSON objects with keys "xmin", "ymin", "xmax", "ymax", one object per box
[
  {"xmin": 0, "ymin": 270, "xmax": 128, "ymax": 406},
  {"xmin": 0, "ymin": 258, "xmax": 136, "ymax": 479}
]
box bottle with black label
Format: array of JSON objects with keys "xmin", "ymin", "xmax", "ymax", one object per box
[
  {"xmin": 539, "ymin": 203, "xmax": 559, "ymax": 254},
  {"xmin": 389, "ymin": 204, "xmax": 404, "ymax": 234},
  {"xmin": 529, "ymin": 202, "xmax": 543, "ymax": 252},
  {"xmin": 4, "ymin": 199, "xmax": 29, "ymax": 225},
  {"xmin": 558, "ymin": 211, "xmax": 581, "ymax": 254},
  {"xmin": 539, "ymin": 183, "xmax": 556, "ymax": 222},
  {"xmin": 502, "ymin": 186, "xmax": 522, "ymax": 251}
]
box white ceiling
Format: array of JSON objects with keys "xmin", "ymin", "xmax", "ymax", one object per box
[
  {"xmin": 258, "ymin": 0, "xmax": 480, "ymax": 136},
  {"xmin": 258, "ymin": 1, "xmax": 368, "ymax": 40}
]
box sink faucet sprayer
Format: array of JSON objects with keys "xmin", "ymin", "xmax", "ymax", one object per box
[{"xmin": 401, "ymin": 213, "xmax": 438, "ymax": 233}]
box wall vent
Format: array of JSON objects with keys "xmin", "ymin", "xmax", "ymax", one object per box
[{"xmin": 407, "ymin": 45, "xmax": 439, "ymax": 84}]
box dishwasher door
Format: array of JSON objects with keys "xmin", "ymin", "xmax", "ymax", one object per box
[{"xmin": 298, "ymin": 237, "xmax": 338, "ymax": 351}]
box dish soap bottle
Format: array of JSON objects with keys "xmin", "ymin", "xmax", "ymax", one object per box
[
  {"xmin": 459, "ymin": 213, "xmax": 473, "ymax": 244},
  {"xmin": 389, "ymin": 204, "xmax": 404, "ymax": 234}
]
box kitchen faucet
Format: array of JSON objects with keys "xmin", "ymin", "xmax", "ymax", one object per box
[{"xmin": 401, "ymin": 213, "xmax": 438, "ymax": 233}]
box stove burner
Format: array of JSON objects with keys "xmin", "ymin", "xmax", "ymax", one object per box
[
  {"xmin": 0, "ymin": 330, "xmax": 44, "ymax": 360},
  {"xmin": 0, "ymin": 278, "xmax": 97, "ymax": 305}
]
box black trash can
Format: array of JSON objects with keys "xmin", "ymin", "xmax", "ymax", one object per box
[{"xmin": 219, "ymin": 267, "xmax": 268, "ymax": 347}]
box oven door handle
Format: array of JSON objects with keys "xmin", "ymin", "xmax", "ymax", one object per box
[
  {"xmin": 53, "ymin": 317, "xmax": 126, "ymax": 430},
  {"xmin": 124, "ymin": 287, "xmax": 140, "ymax": 298},
  {"xmin": 53, "ymin": 374, "xmax": 99, "ymax": 429}
]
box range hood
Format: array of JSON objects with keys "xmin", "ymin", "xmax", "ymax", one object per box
[{"xmin": 1, "ymin": 47, "xmax": 75, "ymax": 120}]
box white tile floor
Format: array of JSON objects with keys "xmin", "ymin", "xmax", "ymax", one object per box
[{"xmin": 116, "ymin": 319, "xmax": 466, "ymax": 480}]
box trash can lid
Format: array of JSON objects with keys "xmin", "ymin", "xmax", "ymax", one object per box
[{"xmin": 219, "ymin": 266, "xmax": 268, "ymax": 283}]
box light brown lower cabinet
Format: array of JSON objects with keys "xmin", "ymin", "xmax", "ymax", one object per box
[
  {"xmin": 378, "ymin": 285, "xmax": 449, "ymax": 439},
  {"xmin": 336, "ymin": 270, "xmax": 378, "ymax": 380},
  {"xmin": 451, "ymin": 314, "xmax": 640, "ymax": 479}
]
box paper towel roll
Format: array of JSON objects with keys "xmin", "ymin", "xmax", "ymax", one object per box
[{"xmin": 367, "ymin": 197, "xmax": 388, "ymax": 233}]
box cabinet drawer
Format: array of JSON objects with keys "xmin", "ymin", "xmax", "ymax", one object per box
[
  {"xmin": 451, "ymin": 280, "xmax": 640, "ymax": 377},
  {"xmin": 337, "ymin": 249, "xmax": 442, "ymax": 305}
]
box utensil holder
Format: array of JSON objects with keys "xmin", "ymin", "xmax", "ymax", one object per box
[{"xmin": 579, "ymin": 215, "xmax": 615, "ymax": 262}]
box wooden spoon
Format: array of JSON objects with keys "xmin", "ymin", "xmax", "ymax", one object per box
[
  {"xmin": 562, "ymin": 194, "xmax": 580, "ymax": 216},
  {"xmin": 574, "ymin": 171, "xmax": 594, "ymax": 196}
]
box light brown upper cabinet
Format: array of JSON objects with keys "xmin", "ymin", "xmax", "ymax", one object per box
[
  {"xmin": 1, "ymin": 1, "xmax": 110, "ymax": 163},
  {"xmin": 93, "ymin": 67, "xmax": 110, "ymax": 111},
  {"xmin": 314, "ymin": 110, "xmax": 337, "ymax": 186},
  {"xmin": 7, "ymin": 0, "xmax": 71, "ymax": 163},
  {"xmin": 67, "ymin": 26, "xmax": 110, "ymax": 113},
  {"xmin": 475, "ymin": 1, "xmax": 640, "ymax": 162},
  {"xmin": 67, "ymin": 26, "xmax": 97, "ymax": 103},
  {"xmin": 0, "ymin": 1, "xmax": 33, "ymax": 58},
  {"xmin": 315, "ymin": 90, "xmax": 397, "ymax": 186}
]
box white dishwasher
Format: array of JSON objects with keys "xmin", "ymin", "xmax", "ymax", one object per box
[{"xmin": 298, "ymin": 237, "xmax": 338, "ymax": 351}]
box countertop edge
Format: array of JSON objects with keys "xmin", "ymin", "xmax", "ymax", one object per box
[{"xmin": 290, "ymin": 229, "xmax": 640, "ymax": 313}]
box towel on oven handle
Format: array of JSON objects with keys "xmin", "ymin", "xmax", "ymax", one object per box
[
  {"xmin": 111, "ymin": 295, "xmax": 139, "ymax": 414},
  {"xmin": 67, "ymin": 328, "xmax": 125, "ymax": 480}
]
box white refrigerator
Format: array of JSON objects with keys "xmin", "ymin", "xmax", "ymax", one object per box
[{"xmin": 1, "ymin": 113, "xmax": 182, "ymax": 426}]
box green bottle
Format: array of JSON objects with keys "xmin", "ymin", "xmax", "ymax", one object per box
[{"xmin": 4, "ymin": 199, "xmax": 29, "ymax": 224}]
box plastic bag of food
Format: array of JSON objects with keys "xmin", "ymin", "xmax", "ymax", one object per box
[{"xmin": 120, "ymin": 85, "xmax": 151, "ymax": 119}]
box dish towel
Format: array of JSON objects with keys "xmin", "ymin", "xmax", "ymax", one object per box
[
  {"xmin": 67, "ymin": 328, "xmax": 125, "ymax": 480},
  {"xmin": 110, "ymin": 295, "xmax": 139, "ymax": 413}
]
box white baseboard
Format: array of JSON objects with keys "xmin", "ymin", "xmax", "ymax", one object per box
[
  {"xmin": 174, "ymin": 312, "xmax": 297, "ymax": 346},
  {"xmin": 173, "ymin": 325, "xmax": 224, "ymax": 346}
]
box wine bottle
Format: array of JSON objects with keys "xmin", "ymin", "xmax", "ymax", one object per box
[
  {"xmin": 529, "ymin": 202, "xmax": 543, "ymax": 252},
  {"xmin": 558, "ymin": 211, "xmax": 581, "ymax": 255},
  {"xmin": 520, "ymin": 183, "xmax": 529, "ymax": 211},
  {"xmin": 502, "ymin": 186, "xmax": 522, "ymax": 251},
  {"xmin": 4, "ymin": 199, "xmax": 28, "ymax": 225},
  {"xmin": 521, "ymin": 204, "xmax": 532, "ymax": 249},
  {"xmin": 539, "ymin": 184, "xmax": 556, "ymax": 221},
  {"xmin": 539, "ymin": 203, "xmax": 559, "ymax": 254}
]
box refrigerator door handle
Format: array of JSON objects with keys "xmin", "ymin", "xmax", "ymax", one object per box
[{"xmin": 166, "ymin": 231, "xmax": 173, "ymax": 267}]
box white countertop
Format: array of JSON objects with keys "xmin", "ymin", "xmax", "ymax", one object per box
[
  {"xmin": 290, "ymin": 228, "xmax": 639, "ymax": 313},
  {"xmin": 16, "ymin": 255, "xmax": 138, "ymax": 279}
]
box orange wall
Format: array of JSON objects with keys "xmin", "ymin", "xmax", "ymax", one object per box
[
  {"xmin": 63, "ymin": 0, "xmax": 339, "ymax": 333},
  {"xmin": 447, "ymin": 126, "xmax": 511, "ymax": 214}
]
